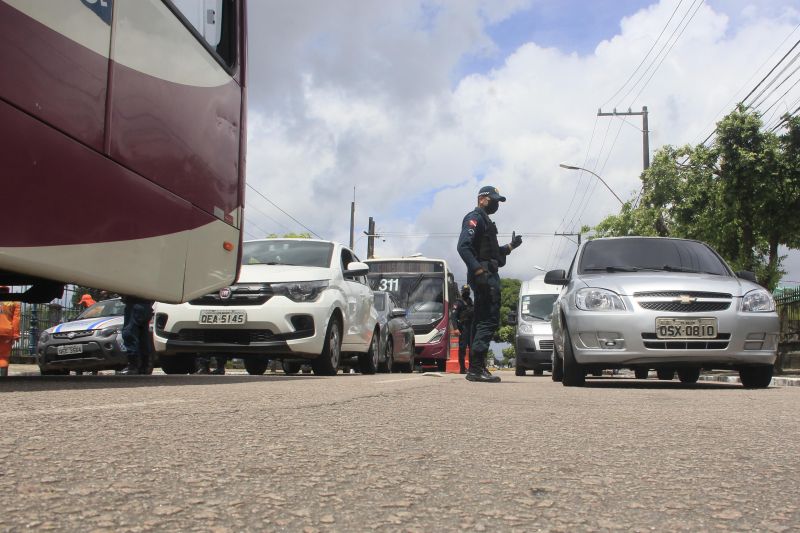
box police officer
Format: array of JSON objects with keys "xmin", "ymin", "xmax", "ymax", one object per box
[
  {"xmin": 119, "ymin": 296, "xmax": 155, "ymax": 375},
  {"xmin": 453, "ymin": 285, "xmax": 474, "ymax": 374},
  {"xmin": 457, "ymin": 186, "xmax": 522, "ymax": 382}
]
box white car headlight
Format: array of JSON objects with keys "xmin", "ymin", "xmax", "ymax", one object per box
[
  {"xmin": 272, "ymin": 280, "xmax": 329, "ymax": 303},
  {"xmin": 518, "ymin": 322, "xmax": 534, "ymax": 334},
  {"xmin": 575, "ymin": 288, "xmax": 626, "ymax": 311},
  {"xmin": 429, "ymin": 328, "xmax": 446, "ymax": 343},
  {"xmin": 741, "ymin": 289, "xmax": 775, "ymax": 312}
]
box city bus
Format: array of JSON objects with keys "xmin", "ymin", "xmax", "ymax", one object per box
[
  {"xmin": 365, "ymin": 257, "xmax": 459, "ymax": 371},
  {"xmin": 0, "ymin": 0, "xmax": 248, "ymax": 304}
]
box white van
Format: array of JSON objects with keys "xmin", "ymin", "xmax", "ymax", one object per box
[{"xmin": 515, "ymin": 276, "xmax": 560, "ymax": 376}]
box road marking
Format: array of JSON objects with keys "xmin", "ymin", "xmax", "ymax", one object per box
[{"xmin": 0, "ymin": 399, "xmax": 190, "ymax": 418}]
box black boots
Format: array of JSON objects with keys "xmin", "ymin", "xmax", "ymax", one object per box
[{"xmin": 465, "ymin": 351, "xmax": 500, "ymax": 382}]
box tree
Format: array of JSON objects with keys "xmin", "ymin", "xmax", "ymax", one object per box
[
  {"xmin": 592, "ymin": 107, "xmax": 800, "ymax": 291},
  {"xmin": 501, "ymin": 345, "xmax": 516, "ymax": 367},
  {"xmin": 495, "ymin": 278, "xmax": 520, "ymax": 343}
]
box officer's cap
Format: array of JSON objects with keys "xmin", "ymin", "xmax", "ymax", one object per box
[{"xmin": 478, "ymin": 185, "xmax": 506, "ymax": 202}]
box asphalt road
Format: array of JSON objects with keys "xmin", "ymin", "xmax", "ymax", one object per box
[{"xmin": 1, "ymin": 371, "xmax": 799, "ymax": 532}]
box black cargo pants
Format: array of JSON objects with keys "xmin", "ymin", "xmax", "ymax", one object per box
[{"xmin": 469, "ymin": 272, "xmax": 501, "ymax": 370}]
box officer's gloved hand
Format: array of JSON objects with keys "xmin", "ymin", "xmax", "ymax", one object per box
[
  {"xmin": 510, "ymin": 231, "xmax": 523, "ymax": 249},
  {"xmin": 475, "ymin": 269, "xmax": 490, "ymax": 289}
]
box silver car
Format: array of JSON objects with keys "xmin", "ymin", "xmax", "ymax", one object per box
[{"xmin": 545, "ymin": 237, "xmax": 779, "ymax": 388}]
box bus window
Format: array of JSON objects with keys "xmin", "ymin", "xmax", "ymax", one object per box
[{"xmin": 167, "ymin": 0, "xmax": 237, "ymax": 68}]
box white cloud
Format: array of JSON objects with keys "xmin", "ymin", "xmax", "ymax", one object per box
[{"xmin": 244, "ymin": 0, "xmax": 800, "ymax": 283}]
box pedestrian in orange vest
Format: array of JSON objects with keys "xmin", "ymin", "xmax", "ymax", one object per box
[{"xmin": 0, "ymin": 286, "xmax": 21, "ymax": 377}]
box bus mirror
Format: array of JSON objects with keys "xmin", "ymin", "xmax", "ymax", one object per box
[
  {"xmin": 544, "ymin": 269, "xmax": 568, "ymax": 285},
  {"xmin": 507, "ymin": 311, "xmax": 517, "ymax": 325}
]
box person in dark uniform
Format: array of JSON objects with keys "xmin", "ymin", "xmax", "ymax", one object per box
[
  {"xmin": 457, "ymin": 185, "xmax": 522, "ymax": 382},
  {"xmin": 119, "ymin": 296, "xmax": 155, "ymax": 375},
  {"xmin": 452, "ymin": 284, "xmax": 474, "ymax": 374}
]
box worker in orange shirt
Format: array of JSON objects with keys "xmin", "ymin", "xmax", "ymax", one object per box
[
  {"xmin": 0, "ymin": 286, "xmax": 21, "ymax": 377},
  {"xmin": 78, "ymin": 293, "xmax": 96, "ymax": 309}
]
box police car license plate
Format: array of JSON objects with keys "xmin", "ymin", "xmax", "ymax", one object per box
[
  {"xmin": 56, "ymin": 344, "xmax": 83, "ymax": 356},
  {"xmin": 199, "ymin": 310, "xmax": 246, "ymax": 325},
  {"xmin": 655, "ymin": 318, "xmax": 717, "ymax": 339}
]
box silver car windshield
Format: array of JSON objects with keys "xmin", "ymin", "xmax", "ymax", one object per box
[
  {"xmin": 579, "ymin": 238, "xmax": 730, "ymax": 276},
  {"xmin": 242, "ymin": 240, "xmax": 333, "ymax": 268}
]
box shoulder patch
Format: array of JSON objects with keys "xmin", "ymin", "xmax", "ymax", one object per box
[{"xmin": 468, "ymin": 219, "xmax": 477, "ymax": 227}]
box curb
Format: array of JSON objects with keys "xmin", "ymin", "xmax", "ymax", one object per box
[{"xmin": 699, "ymin": 374, "xmax": 800, "ymax": 387}]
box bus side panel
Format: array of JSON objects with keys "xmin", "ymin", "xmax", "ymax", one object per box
[
  {"xmin": 109, "ymin": 0, "xmax": 243, "ymax": 228},
  {"xmin": 0, "ymin": 98, "xmax": 191, "ymax": 302},
  {"xmin": 0, "ymin": 0, "xmax": 109, "ymax": 151},
  {"xmin": 182, "ymin": 207, "xmax": 240, "ymax": 301}
]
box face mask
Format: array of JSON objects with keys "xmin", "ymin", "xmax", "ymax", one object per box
[{"xmin": 485, "ymin": 199, "xmax": 499, "ymax": 214}]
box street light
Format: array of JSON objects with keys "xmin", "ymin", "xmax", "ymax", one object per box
[{"xmin": 559, "ymin": 163, "xmax": 625, "ymax": 206}]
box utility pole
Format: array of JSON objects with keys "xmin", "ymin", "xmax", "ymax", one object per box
[
  {"xmin": 554, "ymin": 232, "xmax": 581, "ymax": 246},
  {"xmin": 366, "ymin": 217, "xmax": 375, "ymax": 259},
  {"xmin": 349, "ymin": 187, "xmax": 355, "ymax": 249},
  {"xmin": 597, "ymin": 106, "xmax": 650, "ymax": 170}
]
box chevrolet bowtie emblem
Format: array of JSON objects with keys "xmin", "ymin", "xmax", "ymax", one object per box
[{"xmin": 679, "ymin": 295, "xmax": 696, "ymax": 304}]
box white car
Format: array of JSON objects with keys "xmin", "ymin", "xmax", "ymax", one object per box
[{"xmin": 152, "ymin": 239, "xmax": 379, "ymax": 375}]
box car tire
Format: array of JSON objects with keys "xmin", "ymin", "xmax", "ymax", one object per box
[
  {"xmin": 312, "ymin": 317, "xmax": 342, "ymax": 376},
  {"xmin": 677, "ymin": 367, "xmax": 701, "ymax": 384},
  {"xmin": 739, "ymin": 365, "xmax": 773, "ymax": 389},
  {"xmin": 160, "ymin": 356, "xmax": 195, "ymax": 375},
  {"xmin": 561, "ymin": 327, "xmax": 585, "ymax": 387},
  {"xmin": 359, "ymin": 329, "xmax": 380, "ymax": 375},
  {"xmin": 281, "ymin": 361, "xmax": 301, "ymax": 375},
  {"xmin": 656, "ymin": 369, "xmax": 675, "ymax": 381},
  {"xmin": 551, "ymin": 348, "xmax": 564, "ymax": 382},
  {"xmin": 39, "ymin": 368, "xmax": 69, "ymax": 376},
  {"xmin": 515, "ymin": 366, "xmax": 525, "ymax": 376},
  {"xmin": 244, "ymin": 357, "xmax": 269, "ymax": 375},
  {"xmin": 634, "ymin": 367, "xmax": 649, "ymax": 380},
  {"xmin": 378, "ymin": 339, "xmax": 393, "ymax": 373},
  {"xmin": 534, "ymin": 368, "xmax": 545, "ymax": 376}
]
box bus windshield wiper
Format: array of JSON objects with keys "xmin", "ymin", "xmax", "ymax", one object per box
[{"xmin": 583, "ymin": 266, "xmax": 639, "ymax": 272}]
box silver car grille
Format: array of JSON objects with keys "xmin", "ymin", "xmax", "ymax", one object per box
[
  {"xmin": 639, "ymin": 301, "xmax": 730, "ymax": 312},
  {"xmin": 641, "ymin": 332, "xmax": 731, "ymax": 350},
  {"xmin": 538, "ymin": 340, "xmax": 554, "ymax": 351},
  {"xmin": 52, "ymin": 331, "xmax": 94, "ymax": 339},
  {"xmin": 634, "ymin": 290, "xmax": 732, "ymax": 313}
]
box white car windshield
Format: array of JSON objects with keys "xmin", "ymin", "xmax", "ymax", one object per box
[
  {"xmin": 521, "ymin": 294, "xmax": 557, "ymax": 321},
  {"xmin": 243, "ymin": 240, "xmax": 334, "ymax": 268},
  {"xmin": 77, "ymin": 299, "xmax": 125, "ymax": 320}
]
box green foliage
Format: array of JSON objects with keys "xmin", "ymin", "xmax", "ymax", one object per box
[
  {"xmin": 501, "ymin": 345, "xmax": 516, "ymax": 364},
  {"xmin": 495, "ymin": 278, "xmax": 521, "ymax": 342},
  {"xmin": 592, "ymin": 107, "xmax": 800, "ymax": 291}
]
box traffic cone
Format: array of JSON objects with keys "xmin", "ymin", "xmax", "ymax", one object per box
[{"xmin": 445, "ymin": 332, "xmax": 469, "ymax": 373}]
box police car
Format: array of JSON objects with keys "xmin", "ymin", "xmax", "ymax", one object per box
[{"xmin": 37, "ymin": 299, "xmax": 128, "ymax": 375}]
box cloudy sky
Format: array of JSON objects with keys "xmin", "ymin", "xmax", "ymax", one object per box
[{"xmin": 243, "ymin": 0, "xmax": 800, "ymax": 286}]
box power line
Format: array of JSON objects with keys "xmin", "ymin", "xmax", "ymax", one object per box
[
  {"xmin": 741, "ymin": 37, "xmax": 800, "ymax": 107},
  {"xmin": 601, "ymin": 0, "xmax": 686, "ymax": 109},
  {"xmin": 245, "ymin": 200, "xmax": 292, "ymax": 233},
  {"xmin": 629, "ymin": 0, "xmax": 705, "ymax": 106},
  {"xmin": 616, "ymin": 0, "xmax": 704, "ymax": 108},
  {"xmin": 245, "ymin": 183, "xmax": 323, "ymax": 239}
]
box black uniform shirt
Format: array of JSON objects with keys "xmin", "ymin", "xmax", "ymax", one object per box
[{"xmin": 457, "ymin": 207, "xmax": 509, "ymax": 275}]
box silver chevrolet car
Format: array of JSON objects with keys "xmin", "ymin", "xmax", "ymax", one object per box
[{"xmin": 545, "ymin": 237, "xmax": 779, "ymax": 388}]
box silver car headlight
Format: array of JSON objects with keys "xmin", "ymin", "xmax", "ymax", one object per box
[
  {"xmin": 575, "ymin": 288, "xmax": 626, "ymax": 311},
  {"xmin": 741, "ymin": 289, "xmax": 775, "ymax": 312},
  {"xmin": 272, "ymin": 280, "xmax": 329, "ymax": 303},
  {"xmin": 518, "ymin": 322, "xmax": 534, "ymax": 334},
  {"xmin": 99, "ymin": 326, "xmax": 121, "ymax": 338}
]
